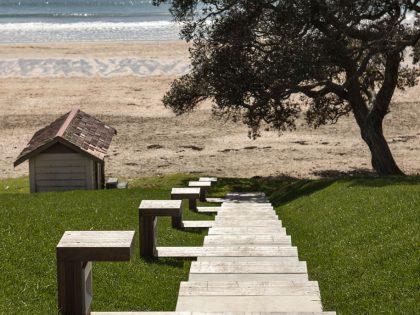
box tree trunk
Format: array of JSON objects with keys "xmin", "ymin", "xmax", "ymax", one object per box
[{"xmin": 360, "ymin": 117, "xmax": 405, "ymax": 176}]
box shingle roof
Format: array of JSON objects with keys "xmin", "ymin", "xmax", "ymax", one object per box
[{"xmin": 14, "ymin": 109, "xmax": 116, "ymax": 167}]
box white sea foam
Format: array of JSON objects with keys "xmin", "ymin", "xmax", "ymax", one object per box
[
  {"xmin": 0, "ymin": 21, "xmax": 181, "ymax": 42},
  {"xmin": 0, "ymin": 57, "xmax": 190, "ymax": 77}
]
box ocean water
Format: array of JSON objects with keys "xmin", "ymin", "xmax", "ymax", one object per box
[{"xmin": 0, "ymin": 0, "xmax": 180, "ymax": 43}]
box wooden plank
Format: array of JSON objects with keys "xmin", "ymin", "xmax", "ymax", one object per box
[
  {"xmin": 175, "ymin": 296, "xmax": 322, "ymax": 312},
  {"xmin": 35, "ymin": 159, "xmax": 86, "ymax": 167},
  {"xmin": 36, "ymin": 173, "xmax": 86, "ymax": 180},
  {"xmin": 208, "ymin": 227, "xmax": 286, "ymax": 235},
  {"xmin": 196, "ymin": 256, "xmax": 301, "ymax": 263},
  {"xmin": 179, "ymin": 281, "xmax": 320, "ymax": 296},
  {"xmin": 91, "ymin": 312, "xmax": 336, "ymax": 315},
  {"xmin": 157, "ymin": 246, "xmax": 298, "ymax": 258},
  {"xmin": 211, "ymin": 220, "xmax": 282, "ymax": 227},
  {"xmin": 57, "ymin": 231, "xmax": 135, "ymax": 261},
  {"xmin": 222, "ymin": 204, "xmax": 272, "ymax": 207},
  {"xmin": 171, "ymin": 188, "xmax": 201, "ymax": 199},
  {"xmin": 35, "ymin": 166, "xmax": 87, "ymax": 174},
  {"xmin": 29, "ymin": 159, "xmax": 36, "ymax": 193},
  {"xmin": 36, "ymin": 153, "xmax": 84, "ymax": 162},
  {"xmin": 220, "ymin": 209, "xmax": 274, "ymax": 213},
  {"xmin": 205, "ymin": 197, "xmax": 225, "ymax": 203},
  {"xmin": 196, "ymin": 207, "xmax": 220, "ymax": 213},
  {"xmin": 140, "ymin": 200, "xmax": 183, "ymax": 210},
  {"xmin": 86, "ymin": 158, "xmax": 95, "ymax": 190},
  {"xmin": 172, "ymin": 188, "xmax": 201, "ymax": 195},
  {"xmin": 188, "ymin": 273, "xmax": 308, "ymax": 282},
  {"xmin": 199, "ymin": 177, "xmax": 218, "ymax": 182},
  {"xmin": 36, "ymin": 179, "xmax": 87, "ymax": 187},
  {"xmin": 183, "ymin": 221, "xmax": 214, "ymax": 228},
  {"xmin": 189, "ymin": 181, "xmax": 212, "ymax": 187},
  {"xmin": 139, "ymin": 200, "xmax": 182, "ymax": 217},
  {"xmin": 204, "ymin": 235, "xmax": 291, "ymax": 245},
  {"xmin": 190, "ymin": 261, "xmax": 307, "ymax": 274},
  {"xmin": 216, "ymin": 215, "xmax": 278, "ymax": 220}
]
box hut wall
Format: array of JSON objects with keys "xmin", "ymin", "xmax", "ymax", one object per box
[{"xmin": 31, "ymin": 151, "xmax": 95, "ymax": 192}]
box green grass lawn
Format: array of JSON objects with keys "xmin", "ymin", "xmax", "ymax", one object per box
[{"xmin": 0, "ymin": 174, "xmax": 419, "ymax": 314}]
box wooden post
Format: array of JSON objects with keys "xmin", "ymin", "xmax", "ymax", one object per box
[
  {"xmin": 189, "ymin": 198, "xmax": 198, "ymax": 211},
  {"xmin": 199, "ymin": 189, "xmax": 206, "ymax": 202},
  {"xmin": 56, "ymin": 231, "xmax": 134, "ymax": 315},
  {"xmin": 171, "ymin": 188, "xmax": 201, "ymax": 212},
  {"xmin": 57, "ymin": 261, "xmax": 92, "ymax": 315},
  {"xmin": 139, "ymin": 215, "xmax": 157, "ymax": 257},
  {"xmin": 171, "ymin": 214, "xmax": 183, "ymax": 229},
  {"xmin": 188, "ymin": 181, "xmax": 212, "ymax": 202},
  {"xmin": 138, "ymin": 200, "xmax": 183, "ymax": 258}
]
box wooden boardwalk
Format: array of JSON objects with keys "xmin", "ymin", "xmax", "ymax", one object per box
[
  {"xmin": 93, "ymin": 192, "xmax": 335, "ymax": 315},
  {"xmin": 175, "ymin": 192, "xmax": 334, "ymax": 314}
]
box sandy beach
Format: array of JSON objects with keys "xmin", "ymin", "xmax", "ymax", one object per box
[{"xmin": 1, "ymin": 41, "xmax": 419, "ymax": 180}]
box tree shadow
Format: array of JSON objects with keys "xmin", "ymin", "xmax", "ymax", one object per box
[
  {"xmin": 212, "ymin": 175, "xmax": 336, "ymax": 208},
  {"xmin": 347, "ymin": 175, "xmax": 420, "ymax": 187},
  {"xmin": 142, "ymin": 256, "xmax": 194, "ymax": 267},
  {"xmin": 312, "ymin": 168, "xmax": 377, "ymax": 178},
  {"xmin": 179, "ymin": 172, "xmax": 420, "ymax": 209}
]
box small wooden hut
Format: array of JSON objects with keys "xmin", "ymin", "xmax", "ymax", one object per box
[{"xmin": 14, "ymin": 108, "xmax": 116, "ymax": 193}]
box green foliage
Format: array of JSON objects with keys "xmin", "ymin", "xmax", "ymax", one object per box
[{"xmin": 157, "ymin": 0, "xmax": 420, "ymax": 175}]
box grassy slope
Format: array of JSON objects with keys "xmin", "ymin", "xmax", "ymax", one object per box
[
  {"xmin": 0, "ymin": 175, "xmax": 419, "ymax": 314},
  {"xmin": 275, "ymin": 178, "xmax": 420, "ymax": 314},
  {"xmin": 0, "ymin": 174, "xmax": 214, "ymax": 314},
  {"xmin": 211, "ymin": 176, "xmax": 420, "ymax": 314}
]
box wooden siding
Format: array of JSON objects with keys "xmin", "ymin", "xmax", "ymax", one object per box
[{"xmin": 33, "ymin": 152, "xmax": 94, "ymax": 192}]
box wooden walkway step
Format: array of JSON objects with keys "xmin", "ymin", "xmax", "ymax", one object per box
[
  {"xmin": 212, "ymin": 220, "xmax": 282, "ymax": 227},
  {"xmin": 92, "ymin": 312, "xmax": 336, "ymax": 315},
  {"xmin": 188, "ymin": 261, "xmax": 309, "ymax": 281},
  {"xmin": 172, "ymin": 192, "xmax": 334, "ymax": 314},
  {"xmin": 204, "ymin": 235, "xmax": 291, "ymax": 245},
  {"xmin": 190, "ymin": 261, "xmax": 307, "ymax": 273},
  {"xmin": 182, "ymin": 221, "xmax": 214, "ymax": 228},
  {"xmin": 196, "ymin": 206, "xmax": 220, "ymax": 213},
  {"xmin": 208, "ymin": 227, "xmax": 286, "ymax": 235},
  {"xmin": 157, "ymin": 246, "xmax": 298, "ymax": 258},
  {"xmin": 179, "ymin": 281, "xmax": 320, "ymax": 296},
  {"xmin": 175, "ymin": 296, "xmax": 323, "ymax": 312}
]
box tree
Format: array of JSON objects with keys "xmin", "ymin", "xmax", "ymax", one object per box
[{"xmin": 156, "ymin": 0, "xmax": 420, "ymax": 175}]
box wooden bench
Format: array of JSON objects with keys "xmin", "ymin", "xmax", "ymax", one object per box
[
  {"xmin": 199, "ymin": 177, "xmax": 218, "ymax": 182},
  {"xmin": 139, "ymin": 200, "xmax": 183, "ymax": 257},
  {"xmin": 188, "ymin": 181, "xmax": 212, "ymax": 201},
  {"xmin": 171, "ymin": 187, "xmax": 201, "ymax": 211},
  {"xmin": 56, "ymin": 230, "xmax": 135, "ymax": 315}
]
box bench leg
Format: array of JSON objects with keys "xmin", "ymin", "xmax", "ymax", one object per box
[
  {"xmin": 139, "ymin": 215, "xmax": 157, "ymax": 258},
  {"xmin": 188, "ymin": 198, "xmax": 197, "ymax": 211},
  {"xmin": 57, "ymin": 260, "xmax": 92, "ymax": 315},
  {"xmin": 171, "ymin": 214, "xmax": 183, "ymax": 229},
  {"xmin": 199, "ymin": 189, "xmax": 207, "ymax": 202}
]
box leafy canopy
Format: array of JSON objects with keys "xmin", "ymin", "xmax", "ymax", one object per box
[{"xmin": 156, "ymin": 0, "xmax": 420, "ymax": 138}]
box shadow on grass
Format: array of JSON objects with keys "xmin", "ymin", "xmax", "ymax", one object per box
[
  {"xmin": 312, "ymin": 168, "xmax": 377, "ymax": 178},
  {"xmin": 209, "ymin": 176, "xmax": 335, "ymax": 207},
  {"xmin": 142, "ymin": 257, "xmax": 191, "ymax": 268},
  {"xmin": 347, "ymin": 175, "xmax": 420, "ymax": 187},
  {"xmin": 208, "ymin": 173, "xmax": 420, "ymax": 207}
]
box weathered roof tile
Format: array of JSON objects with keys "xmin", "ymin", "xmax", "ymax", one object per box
[{"xmin": 14, "ymin": 108, "xmax": 116, "ymax": 167}]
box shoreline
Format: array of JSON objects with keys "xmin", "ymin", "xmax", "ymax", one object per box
[{"xmin": 0, "ymin": 39, "xmax": 185, "ymax": 46}]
